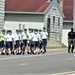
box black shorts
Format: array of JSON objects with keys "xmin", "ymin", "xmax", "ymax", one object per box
[
  {"xmin": 22, "ymin": 39, "xmax": 27, "ymax": 46},
  {"xmin": 0, "ymin": 41, "xmax": 2, "ymax": 48},
  {"xmin": 6, "ymin": 41, "xmax": 13, "ymax": 49},
  {"xmin": 15, "ymin": 40, "xmax": 20, "ymax": 48},
  {"xmin": 42, "ymin": 39, "xmax": 47, "ymax": 46},
  {"xmin": 1, "ymin": 40, "xmax": 4, "ymax": 47},
  {"xmin": 32, "ymin": 41, "xmax": 39, "ymax": 48}
]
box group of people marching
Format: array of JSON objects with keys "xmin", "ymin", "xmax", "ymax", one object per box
[{"xmin": 0, "ymin": 27, "xmax": 48, "ymax": 55}]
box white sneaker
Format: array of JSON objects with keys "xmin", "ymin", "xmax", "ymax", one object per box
[
  {"xmin": 9, "ymin": 51, "xmax": 11, "ymax": 54},
  {"xmin": 37, "ymin": 49, "xmax": 40, "ymax": 54},
  {"xmin": 38, "ymin": 49, "xmax": 40, "ymax": 53},
  {"xmin": 19, "ymin": 50, "xmax": 21, "ymax": 53},
  {"xmin": 0, "ymin": 51, "xmax": 1, "ymax": 54},
  {"xmin": 34, "ymin": 50, "xmax": 37, "ymax": 54},
  {"xmin": 29, "ymin": 50, "xmax": 31, "ymax": 53},
  {"xmin": 2, "ymin": 50, "xmax": 5, "ymax": 53},
  {"xmin": 14, "ymin": 50, "xmax": 16, "ymax": 54}
]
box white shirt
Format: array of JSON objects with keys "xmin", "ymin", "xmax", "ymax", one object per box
[
  {"xmin": 28, "ymin": 32, "xmax": 32, "ymax": 40},
  {"xmin": 37, "ymin": 33, "xmax": 41, "ymax": 39},
  {"xmin": 22, "ymin": 32, "xmax": 27, "ymax": 40},
  {"xmin": 6, "ymin": 34, "xmax": 13, "ymax": 41},
  {"xmin": 41, "ymin": 31, "xmax": 48, "ymax": 39},
  {"xmin": 14, "ymin": 33, "xmax": 20, "ymax": 41},
  {"xmin": 32, "ymin": 33, "xmax": 39, "ymax": 41}
]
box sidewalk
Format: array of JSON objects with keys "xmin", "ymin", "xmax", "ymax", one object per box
[{"xmin": 47, "ymin": 48, "xmax": 67, "ymax": 51}]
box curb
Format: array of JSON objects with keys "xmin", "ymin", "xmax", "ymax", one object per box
[{"xmin": 47, "ymin": 48, "xmax": 67, "ymax": 51}]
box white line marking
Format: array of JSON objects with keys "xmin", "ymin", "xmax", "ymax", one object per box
[
  {"xmin": 51, "ymin": 71, "xmax": 75, "ymax": 75},
  {"xmin": 20, "ymin": 63, "xmax": 28, "ymax": 66},
  {"xmin": 0, "ymin": 52, "xmax": 66, "ymax": 61}
]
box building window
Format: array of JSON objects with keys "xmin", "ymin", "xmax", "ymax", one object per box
[
  {"xmin": 58, "ymin": 17, "xmax": 60, "ymax": 26},
  {"xmin": 52, "ymin": 2, "xmax": 57, "ymax": 10},
  {"xmin": 53, "ymin": 16, "xmax": 55, "ymax": 28}
]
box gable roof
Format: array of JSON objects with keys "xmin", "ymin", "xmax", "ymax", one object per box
[
  {"xmin": 44, "ymin": 0, "xmax": 64, "ymax": 18},
  {"xmin": 63, "ymin": 0, "xmax": 73, "ymax": 21},
  {"xmin": 5, "ymin": 0, "xmax": 70, "ymax": 20},
  {"xmin": 5, "ymin": 0, "xmax": 50, "ymax": 12}
]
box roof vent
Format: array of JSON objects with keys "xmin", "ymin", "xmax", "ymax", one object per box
[{"xmin": 47, "ymin": 0, "xmax": 51, "ymax": 2}]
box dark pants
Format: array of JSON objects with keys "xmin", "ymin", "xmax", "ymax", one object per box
[{"xmin": 68, "ymin": 39, "xmax": 74, "ymax": 53}]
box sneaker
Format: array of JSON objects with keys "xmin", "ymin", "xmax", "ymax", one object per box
[
  {"xmin": 37, "ymin": 49, "xmax": 40, "ymax": 54},
  {"xmin": 42, "ymin": 50, "xmax": 45, "ymax": 54},
  {"xmin": 22, "ymin": 51, "xmax": 25, "ymax": 55},
  {"xmin": 71, "ymin": 50, "xmax": 73, "ymax": 53},
  {"xmin": 29, "ymin": 50, "xmax": 31, "ymax": 55},
  {"xmin": 0, "ymin": 51, "xmax": 2, "ymax": 55},
  {"xmin": 2, "ymin": 50, "xmax": 5, "ymax": 54},
  {"xmin": 44, "ymin": 49, "xmax": 46, "ymax": 53},
  {"xmin": 9, "ymin": 51, "xmax": 11, "ymax": 54},
  {"xmin": 33, "ymin": 50, "xmax": 37, "ymax": 55}
]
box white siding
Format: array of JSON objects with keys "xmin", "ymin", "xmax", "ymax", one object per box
[
  {"xmin": 0, "ymin": 0, "xmax": 5, "ymax": 30},
  {"xmin": 5, "ymin": 21, "xmax": 44, "ymax": 33},
  {"xmin": 62, "ymin": 22, "xmax": 73, "ymax": 46},
  {"xmin": 44, "ymin": 5, "xmax": 63, "ymax": 42},
  {"xmin": 5, "ymin": 14, "xmax": 44, "ymax": 33}
]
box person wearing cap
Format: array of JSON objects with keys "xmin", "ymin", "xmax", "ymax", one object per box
[
  {"xmin": 38, "ymin": 29, "xmax": 43, "ymax": 53},
  {"xmin": 21, "ymin": 29, "xmax": 28, "ymax": 55},
  {"xmin": 18, "ymin": 30, "xmax": 22, "ymax": 51},
  {"xmin": 13, "ymin": 29, "xmax": 21, "ymax": 55},
  {"xmin": 41, "ymin": 27, "xmax": 48, "ymax": 53},
  {"xmin": 31, "ymin": 29, "xmax": 39, "ymax": 54},
  {"xmin": 5, "ymin": 30, "xmax": 13, "ymax": 55},
  {"xmin": 27, "ymin": 28, "xmax": 33, "ymax": 54},
  {"xmin": 68, "ymin": 28, "xmax": 75, "ymax": 53}
]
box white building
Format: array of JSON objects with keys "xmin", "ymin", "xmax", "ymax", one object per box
[
  {"xmin": 0, "ymin": 0, "xmax": 5, "ymax": 31},
  {"xmin": 5, "ymin": 0, "xmax": 64, "ymax": 43}
]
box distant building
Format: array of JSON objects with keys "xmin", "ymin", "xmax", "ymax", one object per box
[
  {"xmin": 4, "ymin": 0, "xmax": 75, "ymax": 46},
  {"xmin": 61, "ymin": 0, "xmax": 73, "ymax": 46},
  {"xmin": 0, "ymin": 0, "xmax": 5, "ymax": 31},
  {"xmin": 5, "ymin": 0, "xmax": 64, "ymax": 42}
]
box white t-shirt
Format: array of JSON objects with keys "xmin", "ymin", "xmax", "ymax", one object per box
[
  {"xmin": 41, "ymin": 31, "xmax": 48, "ymax": 39},
  {"xmin": 22, "ymin": 32, "xmax": 27, "ymax": 40},
  {"xmin": 32, "ymin": 33, "xmax": 39, "ymax": 41},
  {"xmin": 14, "ymin": 33, "xmax": 20, "ymax": 41},
  {"xmin": 6, "ymin": 34, "xmax": 13, "ymax": 41},
  {"xmin": 28, "ymin": 32, "xmax": 32, "ymax": 40}
]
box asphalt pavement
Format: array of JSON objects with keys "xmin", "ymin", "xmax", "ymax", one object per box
[{"xmin": 0, "ymin": 49, "xmax": 75, "ymax": 75}]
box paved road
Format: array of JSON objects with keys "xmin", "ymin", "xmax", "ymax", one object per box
[{"xmin": 0, "ymin": 50, "xmax": 75, "ymax": 75}]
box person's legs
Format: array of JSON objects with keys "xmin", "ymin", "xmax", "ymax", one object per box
[
  {"xmin": 71, "ymin": 39, "xmax": 74, "ymax": 53},
  {"xmin": 44, "ymin": 39, "xmax": 47, "ymax": 52},
  {"xmin": 22, "ymin": 40, "xmax": 27, "ymax": 54},
  {"xmin": 6, "ymin": 42, "xmax": 11, "ymax": 55},
  {"xmin": 68, "ymin": 39, "xmax": 71, "ymax": 53}
]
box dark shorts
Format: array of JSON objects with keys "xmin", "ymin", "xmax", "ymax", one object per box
[
  {"xmin": 6, "ymin": 41, "xmax": 13, "ymax": 49},
  {"xmin": 1, "ymin": 40, "xmax": 4, "ymax": 47},
  {"xmin": 22, "ymin": 39, "xmax": 27, "ymax": 46},
  {"xmin": 28, "ymin": 42, "xmax": 34, "ymax": 47},
  {"xmin": 32, "ymin": 41, "xmax": 39, "ymax": 48},
  {"xmin": 15, "ymin": 40, "xmax": 20, "ymax": 48},
  {"xmin": 0, "ymin": 41, "xmax": 2, "ymax": 48},
  {"xmin": 42, "ymin": 39, "xmax": 47, "ymax": 46}
]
